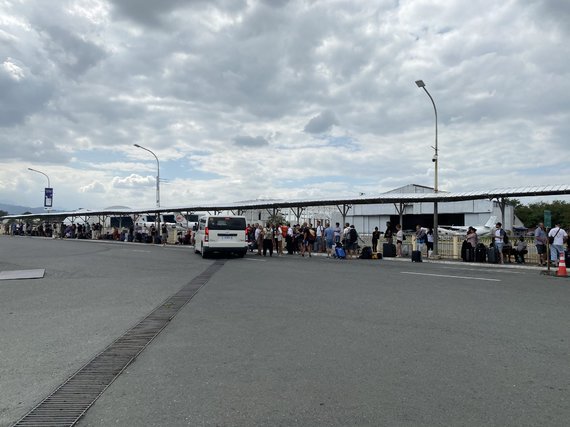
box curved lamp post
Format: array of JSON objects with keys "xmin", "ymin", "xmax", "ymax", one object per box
[
  {"xmin": 28, "ymin": 167, "xmax": 52, "ymax": 212},
  {"xmin": 133, "ymin": 144, "xmax": 160, "ymax": 208},
  {"xmin": 415, "ymin": 79, "xmax": 439, "ymax": 257}
]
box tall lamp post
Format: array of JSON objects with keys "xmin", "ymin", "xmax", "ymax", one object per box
[
  {"xmin": 28, "ymin": 167, "xmax": 52, "ymax": 212},
  {"xmin": 133, "ymin": 144, "xmax": 160, "ymax": 208},
  {"xmin": 415, "ymin": 79, "xmax": 439, "ymax": 257}
]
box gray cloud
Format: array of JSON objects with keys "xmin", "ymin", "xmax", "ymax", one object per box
[
  {"xmin": 233, "ymin": 135, "xmax": 269, "ymax": 147},
  {"xmin": 304, "ymin": 111, "xmax": 340, "ymax": 134}
]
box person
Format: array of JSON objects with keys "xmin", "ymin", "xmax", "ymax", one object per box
[
  {"xmin": 323, "ymin": 222, "xmax": 335, "ymax": 258},
  {"xmin": 286, "ymin": 224, "xmax": 294, "ymax": 254},
  {"xmin": 342, "ymin": 222, "xmax": 351, "ymax": 248},
  {"xmin": 333, "ymin": 222, "xmax": 342, "ymax": 244},
  {"xmin": 493, "ymin": 222, "xmax": 507, "ymax": 264},
  {"xmin": 395, "ymin": 224, "xmax": 404, "ymax": 257},
  {"xmin": 161, "ymin": 223, "xmax": 168, "ymax": 246},
  {"xmin": 255, "ymin": 224, "xmax": 263, "ymax": 255},
  {"xmin": 534, "ymin": 222, "xmax": 547, "ymax": 266},
  {"xmin": 512, "ymin": 236, "xmax": 528, "ymax": 264},
  {"xmin": 346, "ymin": 225, "xmax": 358, "ymax": 259},
  {"xmin": 466, "ymin": 226, "xmax": 478, "ymax": 248},
  {"xmin": 262, "ymin": 223, "xmax": 274, "ymax": 256},
  {"xmin": 415, "ymin": 225, "xmax": 426, "ymax": 254},
  {"xmin": 314, "ymin": 220, "xmax": 324, "ymax": 253},
  {"xmin": 385, "ymin": 221, "xmax": 393, "ymax": 245},
  {"xmin": 371, "ymin": 226, "xmax": 380, "ymax": 253},
  {"xmin": 301, "ymin": 222, "xmax": 313, "ymax": 257},
  {"xmin": 276, "ymin": 223, "xmax": 286, "ymax": 255},
  {"xmin": 426, "ymin": 228, "xmax": 434, "ymax": 254},
  {"xmin": 548, "ymin": 222, "xmax": 567, "ymax": 266}
]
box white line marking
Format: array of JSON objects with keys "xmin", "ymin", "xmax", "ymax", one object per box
[
  {"xmin": 401, "ymin": 271, "xmax": 501, "ymax": 282},
  {"xmin": 246, "ymin": 258, "xmax": 266, "ymax": 262},
  {"xmin": 441, "ymin": 266, "xmax": 526, "ymax": 274}
]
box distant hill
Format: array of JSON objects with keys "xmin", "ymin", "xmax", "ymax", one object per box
[{"xmin": 0, "ymin": 202, "xmax": 51, "ymax": 215}]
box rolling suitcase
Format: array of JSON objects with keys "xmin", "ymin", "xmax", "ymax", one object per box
[
  {"xmin": 335, "ymin": 246, "xmax": 346, "ymax": 259},
  {"xmin": 475, "ymin": 243, "xmax": 487, "ymax": 262},
  {"xmin": 411, "ymin": 250, "xmax": 422, "ymax": 262},
  {"xmin": 383, "ymin": 243, "xmax": 396, "ymax": 257},
  {"xmin": 465, "ymin": 246, "xmax": 475, "ymax": 262},
  {"xmin": 487, "ymin": 247, "xmax": 498, "ymax": 264}
]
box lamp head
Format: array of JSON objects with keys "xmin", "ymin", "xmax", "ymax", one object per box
[
  {"xmin": 415, "ymin": 80, "xmax": 425, "ymax": 88},
  {"xmin": 133, "ymin": 144, "xmax": 141, "ymax": 148}
]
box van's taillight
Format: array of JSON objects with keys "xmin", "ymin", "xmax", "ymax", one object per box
[{"xmin": 205, "ymin": 227, "xmax": 209, "ymax": 242}]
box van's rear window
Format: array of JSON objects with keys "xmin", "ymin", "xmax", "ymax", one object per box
[{"xmin": 207, "ymin": 217, "xmax": 246, "ymax": 230}]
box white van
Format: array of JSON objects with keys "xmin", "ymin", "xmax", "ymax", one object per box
[{"xmin": 194, "ymin": 215, "xmax": 247, "ymax": 258}]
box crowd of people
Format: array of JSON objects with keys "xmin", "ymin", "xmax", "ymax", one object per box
[
  {"xmin": 456, "ymin": 220, "xmax": 567, "ymax": 266},
  {"xmin": 245, "ymin": 221, "xmax": 364, "ymax": 259}
]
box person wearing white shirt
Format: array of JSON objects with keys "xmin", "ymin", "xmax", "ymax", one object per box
[{"xmin": 548, "ymin": 222, "xmax": 568, "ymax": 266}]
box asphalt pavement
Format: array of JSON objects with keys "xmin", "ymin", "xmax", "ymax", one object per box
[{"xmin": 1, "ymin": 236, "xmax": 569, "ymax": 426}]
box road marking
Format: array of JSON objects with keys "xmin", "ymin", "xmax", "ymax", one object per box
[
  {"xmin": 441, "ymin": 266, "xmax": 527, "ymax": 275},
  {"xmin": 401, "ymin": 271, "xmax": 501, "ymax": 282}
]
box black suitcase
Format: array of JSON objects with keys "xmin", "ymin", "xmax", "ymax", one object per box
[
  {"xmin": 383, "ymin": 243, "xmax": 396, "ymax": 257},
  {"xmin": 465, "ymin": 246, "xmax": 475, "ymax": 262},
  {"xmin": 475, "ymin": 243, "xmax": 487, "ymax": 262},
  {"xmin": 411, "ymin": 250, "xmax": 422, "ymax": 262},
  {"xmin": 487, "ymin": 247, "xmax": 498, "ymax": 264}
]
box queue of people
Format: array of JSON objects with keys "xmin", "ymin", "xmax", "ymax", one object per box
[{"xmin": 245, "ymin": 221, "xmax": 364, "ymax": 259}]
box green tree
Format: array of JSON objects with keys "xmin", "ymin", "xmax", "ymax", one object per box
[
  {"xmin": 0, "ymin": 210, "xmax": 8, "ymax": 217},
  {"xmin": 515, "ymin": 200, "xmax": 570, "ymax": 228}
]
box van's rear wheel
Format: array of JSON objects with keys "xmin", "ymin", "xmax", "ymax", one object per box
[{"xmin": 201, "ymin": 244, "xmax": 208, "ymax": 258}]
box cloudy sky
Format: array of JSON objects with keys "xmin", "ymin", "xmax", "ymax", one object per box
[{"xmin": 1, "ymin": 0, "xmax": 569, "ymax": 210}]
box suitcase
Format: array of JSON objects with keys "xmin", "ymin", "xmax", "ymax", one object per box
[
  {"xmin": 487, "ymin": 247, "xmax": 498, "ymax": 264},
  {"xmin": 465, "ymin": 246, "xmax": 475, "ymax": 262},
  {"xmin": 335, "ymin": 246, "xmax": 346, "ymax": 259},
  {"xmin": 360, "ymin": 246, "xmax": 372, "ymax": 259},
  {"xmin": 411, "ymin": 250, "xmax": 422, "ymax": 262},
  {"xmin": 475, "ymin": 243, "xmax": 487, "ymax": 262},
  {"xmin": 383, "ymin": 243, "xmax": 396, "ymax": 257}
]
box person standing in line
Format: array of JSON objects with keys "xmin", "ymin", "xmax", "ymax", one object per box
[
  {"xmin": 333, "ymin": 222, "xmax": 342, "ymax": 244},
  {"xmin": 548, "ymin": 222, "xmax": 567, "ymax": 267},
  {"xmin": 301, "ymin": 222, "xmax": 313, "ymax": 257},
  {"xmin": 314, "ymin": 220, "xmax": 324, "ymax": 253},
  {"xmin": 385, "ymin": 221, "xmax": 394, "ymax": 245},
  {"xmin": 161, "ymin": 223, "xmax": 168, "ymax": 246},
  {"xmin": 323, "ymin": 222, "xmax": 335, "ymax": 258},
  {"xmin": 493, "ymin": 222, "xmax": 507, "ymax": 264},
  {"xmin": 466, "ymin": 226, "xmax": 478, "ymax": 248},
  {"xmin": 262, "ymin": 223, "xmax": 274, "ymax": 257},
  {"xmin": 426, "ymin": 228, "xmax": 434, "ymax": 255},
  {"xmin": 415, "ymin": 225, "xmax": 427, "ymax": 255},
  {"xmin": 395, "ymin": 224, "xmax": 404, "ymax": 257},
  {"xmin": 286, "ymin": 224, "xmax": 294, "ymax": 254},
  {"xmin": 534, "ymin": 222, "xmax": 547, "ymax": 266},
  {"xmin": 255, "ymin": 223, "xmax": 263, "ymax": 255},
  {"xmin": 371, "ymin": 226, "xmax": 380, "ymax": 253},
  {"xmin": 346, "ymin": 225, "xmax": 359, "ymax": 259}
]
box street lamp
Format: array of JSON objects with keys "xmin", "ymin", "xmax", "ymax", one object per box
[
  {"xmin": 133, "ymin": 144, "xmax": 160, "ymax": 208},
  {"xmin": 28, "ymin": 167, "xmax": 52, "ymax": 211},
  {"xmin": 415, "ymin": 79, "xmax": 439, "ymax": 257}
]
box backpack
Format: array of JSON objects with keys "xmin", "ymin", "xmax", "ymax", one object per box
[
  {"xmin": 501, "ymin": 229, "xmax": 509, "ymax": 244},
  {"xmin": 349, "ymin": 228, "xmax": 357, "ymax": 243},
  {"xmin": 360, "ymin": 246, "xmax": 372, "ymax": 259}
]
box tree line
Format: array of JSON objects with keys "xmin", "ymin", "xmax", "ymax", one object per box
[{"xmin": 512, "ymin": 199, "xmax": 570, "ymax": 228}]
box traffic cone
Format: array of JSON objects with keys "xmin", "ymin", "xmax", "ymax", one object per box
[{"xmin": 556, "ymin": 252, "xmax": 568, "ymax": 277}]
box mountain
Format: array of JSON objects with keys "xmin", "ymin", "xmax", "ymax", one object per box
[{"xmin": 0, "ymin": 203, "xmax": 50, "ymax": 215}]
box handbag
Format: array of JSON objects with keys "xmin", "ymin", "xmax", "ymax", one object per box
[{"xmin": 548, "ymin": 228, "xmax": 560, "ymax": 245}]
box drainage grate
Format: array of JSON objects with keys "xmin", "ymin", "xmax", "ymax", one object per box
[{"xmin": 13, "ymin": 260, "xmax": 226, "ymax": 427}]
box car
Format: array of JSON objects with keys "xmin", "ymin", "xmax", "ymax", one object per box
[{"xmin": 194, "ymin": 215, "xmax": 247, "ymax": 258}]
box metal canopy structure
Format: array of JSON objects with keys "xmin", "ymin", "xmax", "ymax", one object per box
[{"xmin": 2, "ymin": 184, "xmax": 570, "ymax": 222}]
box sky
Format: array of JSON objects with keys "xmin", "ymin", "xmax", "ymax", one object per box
[{"xmin": 1, "ymin": 0, "xmax": 569, "ymax": 211}]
